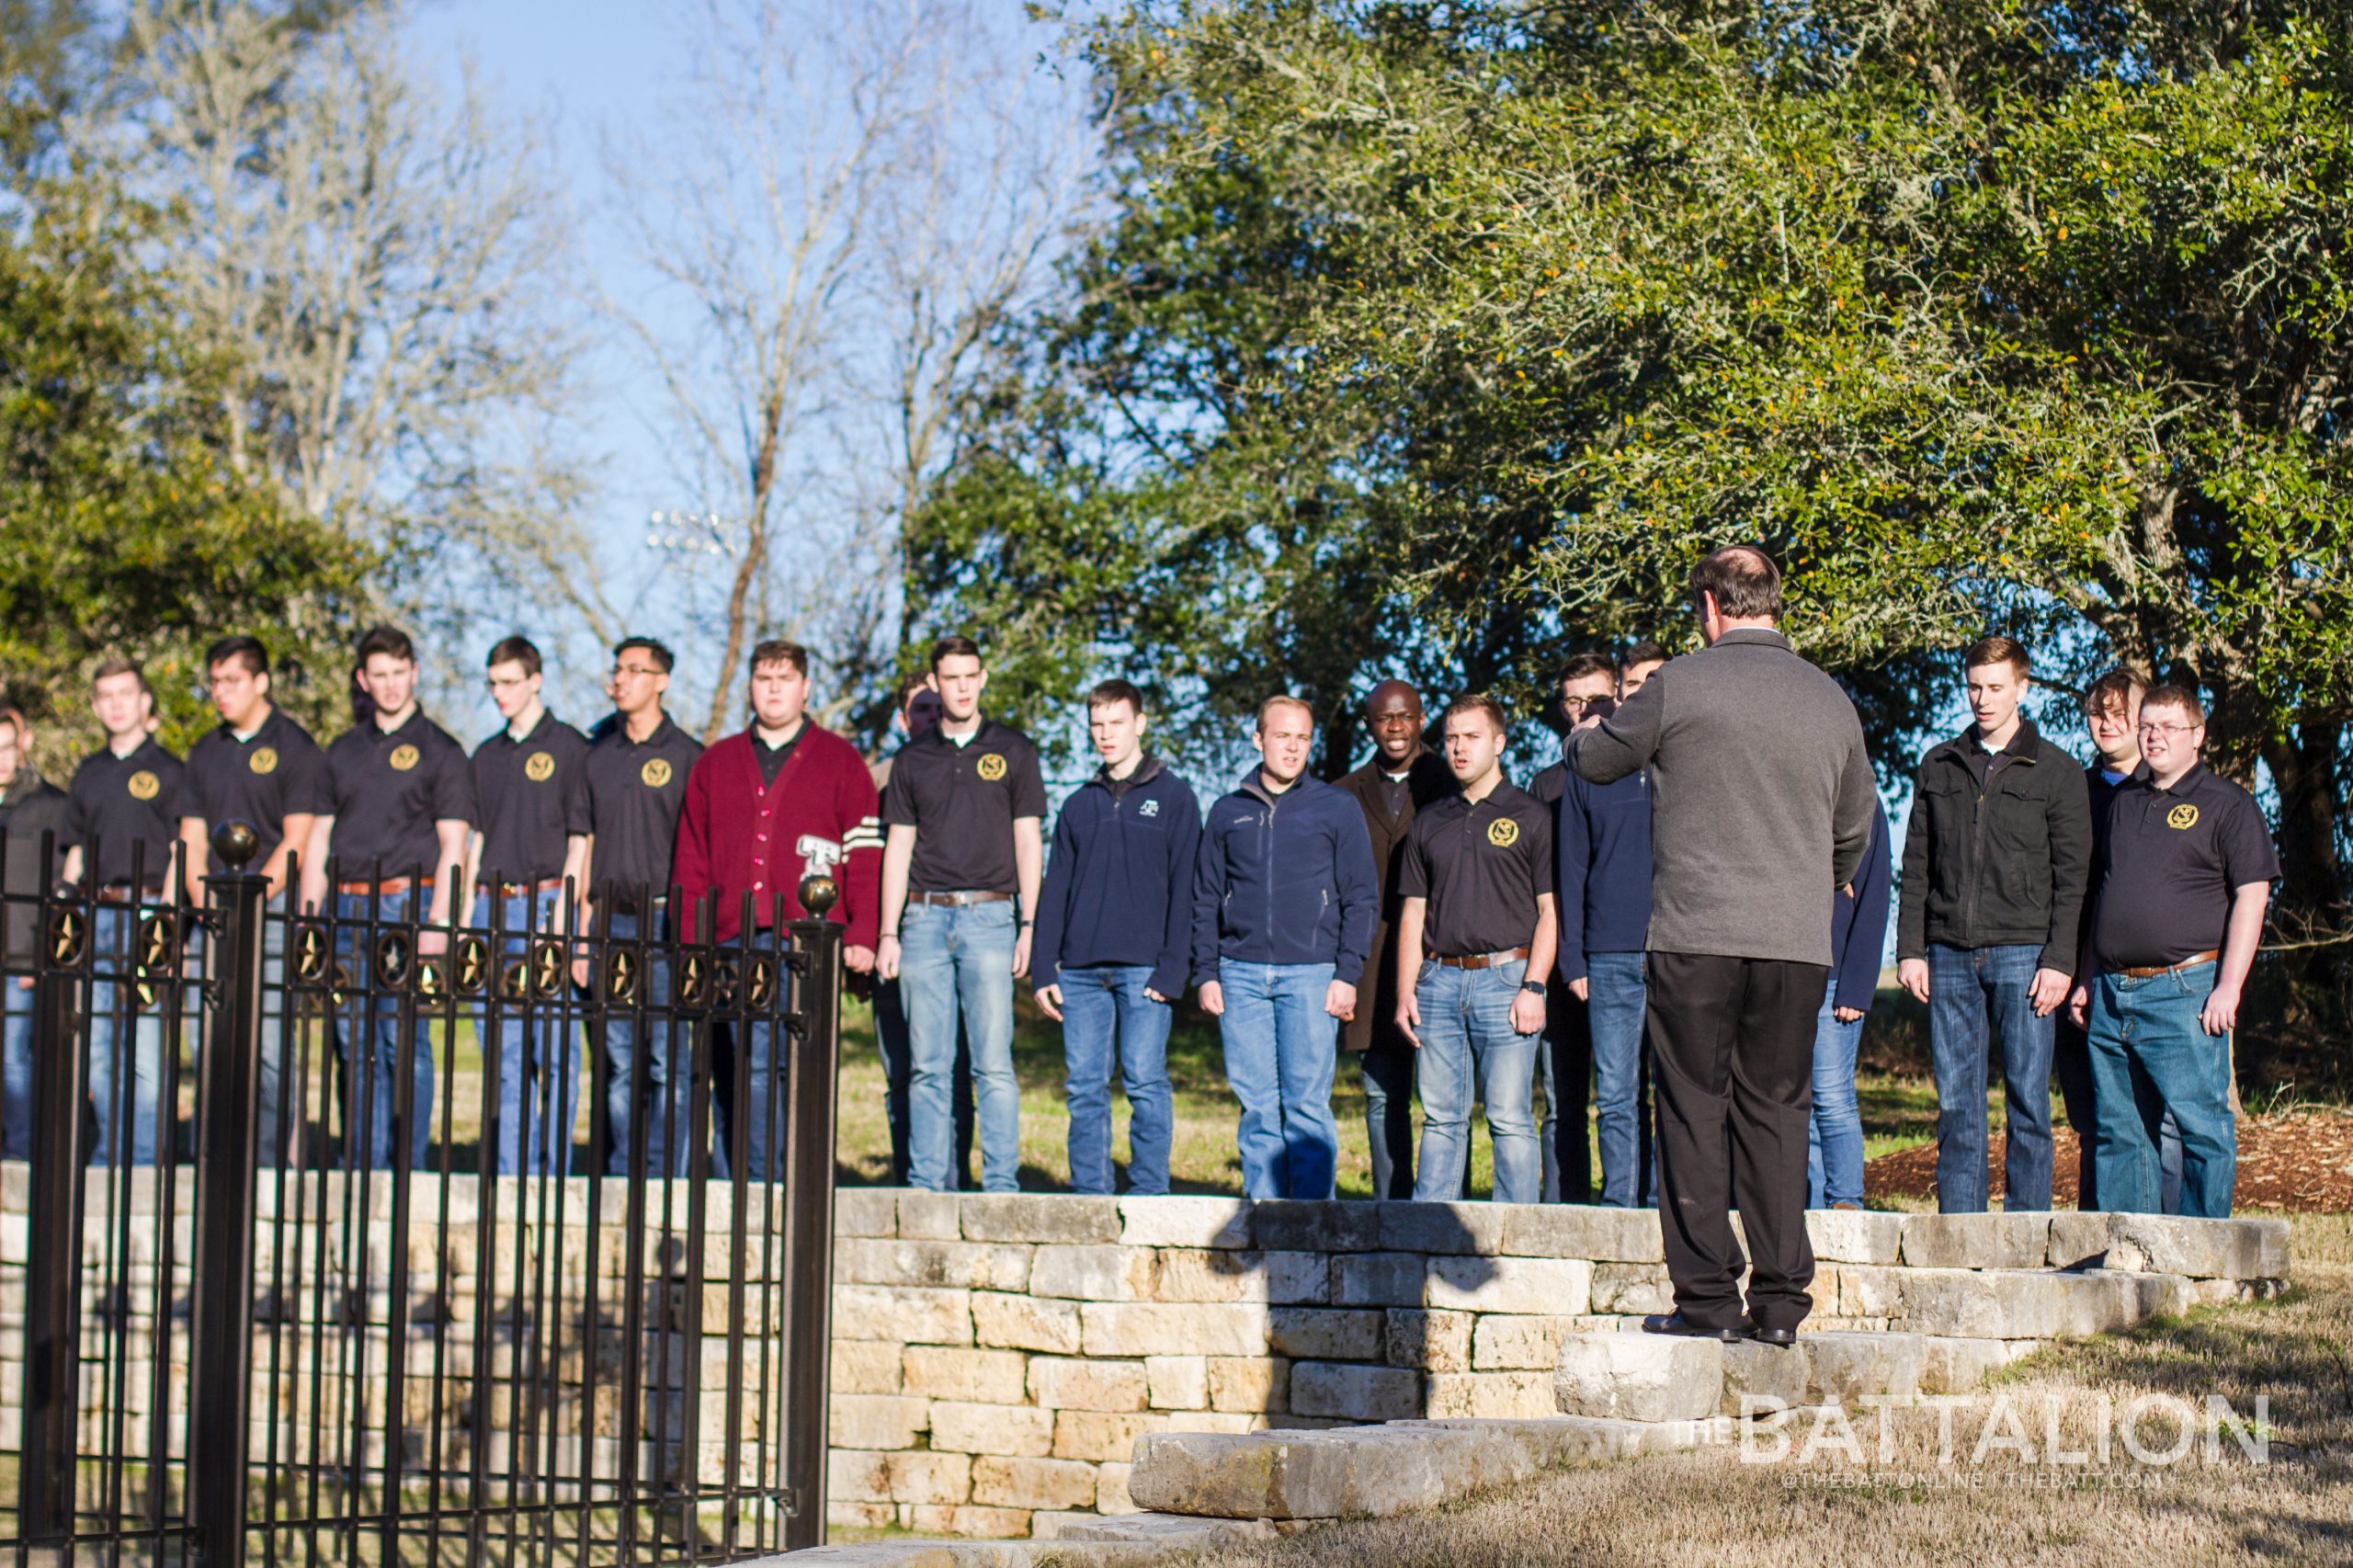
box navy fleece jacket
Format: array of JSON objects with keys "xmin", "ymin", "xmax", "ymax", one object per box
[
  {"xmin": 1553, "ymin": 765, "xmax": 1654, "ymax": 983},
  {"xmin": 1829, "ymin": 798, "xmax": 1894, "ymax": 1014},
  {"xmin": 1032, "ymin": 756, "xmax": 1201, "ymax": 997},
  {"xmin": 1191, "ymin": 769, "xmax": 1379, "ymax": 982}
]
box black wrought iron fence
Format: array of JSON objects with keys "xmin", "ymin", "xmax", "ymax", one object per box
[{"xmin": 0, "ymin": 824, "xmax": 842, "ymax": 1565}]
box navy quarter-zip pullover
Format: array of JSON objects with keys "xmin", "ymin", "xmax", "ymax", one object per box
[
  {"xmin": 1032, "ymin": 756, "xmax": 1202, "ymax": 998},
  {"xmin": 1191, "ymin": 769, "xmax": 1379, "ymax": 982},
  {"xmin": 1554, "ymin": 765, "xmax": 1654, "ymax": 983}
]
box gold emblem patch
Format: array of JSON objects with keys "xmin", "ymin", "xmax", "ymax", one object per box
[
  {"xmin": 1487, "ymin": 817, "xmax": 1520, "ymax": 848},
  {"xmin": 389, "ymin": 744, "xmax": 420, "ymax": 772},
  {"xmin": 976, "ymin": 753, "xmax": 1008, "ymax": 782},
  {"xmin": 249, "ymin": 746, "xmax": 278, "ymax": 776},
  {"xmin": 127, "ymin": 770, "xmax": 160, "ymax": 801},
  {"xmin": 525, "ymin": 750, "xmax": 555, "ymax": 782},
  {"xmin": 2167, "ymin": 802, "xmax": 2200, "ymax": 831},
  {"xmin": 641, "ymin": 757, "xmax": 673, "ymax": 789}
]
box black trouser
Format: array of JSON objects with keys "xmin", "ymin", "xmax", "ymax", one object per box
[
  {"xmin": 2051, "ymin": 1013, "xmax": 2098, "ymax": 1210},
  {"xmin": 1360, "ymin": 1044, "xmax": 1417, "ymax": 1199},
  {"xmin": 1542, "ymin": 979, "xmax": 1594, "ymax": 1203},
  {"xmin": 1645, "ymin": 951, "xmax": 1825, "ymax": 1334}
]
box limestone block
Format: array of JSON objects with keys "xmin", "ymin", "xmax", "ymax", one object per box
[
  {"xmin": 1206, "ymin": 1356, "xmax": 1289, "ymax": 1414},
  {"xmin": 1472, "ymin": 1314, "xmax": 1615, "ymax": 1370},
  {"xmin": 833, "ymin": 1285, "xmax": 972, "ymax": 1346},
  {"xmin": 1053, "ymin": 1409, "xmax": 1169, "ymax": 1462},
  {"xmin": 822, "ymin": 1501, "xmax": 896, "ymax": 1532},
  {"xmin": 972, "ymin": 1291, "xmax": 1085, "ymax": 1355},
  {"xmin": 1289, "ymin": 1361, "xmax": 1420, "ymax": 1422},
  {"xmin": 1377, "ymin": 1201, "xmax": 1505, "ymax": 1256},
  {"xmin": 970, "ymin": 1454, "xmax": 1097, "ymax": 1511},
  {"xmin": 1332, "ymin": 1253, "xmax": 1428, "ymax": 1308},
  {"xmin": 1427, "ymin": 1255, "xmax": 1592, "ymax": 1317},
  {"xmin": 1839, "ymin": 1265, "xmax": 1904, "ymax": 1319},
  {"xmin": 835, "ymin": 1188, "xmax": 898, "ymax": 1238},
  {"xmin": 1894, "ymin": 1269, "xmax": 2071, "ymax": 1339},
  {"xmin": 929, "ymin": 1400, "xmax": 1056, "ymax": 1457},
  {"xmin": 1410, "ymin": 1413, "xmax": 1734, "ymax": 1462},
  {"xmin": 1253, "ymin": 1200, "xmax": 1379, "ymax": 1254},
  {"xmin": 1163, "ymin": 1411, "xmax": 1267, "ymax": 1435},
  {"xmin": 1383, "ymin": 1309, "xmax": 1473, "ymax": 1373},
  {"xmin": 1266, "ymin": 1307, "xmax": 1383, "ymax": 1362},
  {"xmin": 1096, "ymin": 1460, "xmax": 1140, "ymax": 1515},
  {"xmin": 1552, "ymin": 1332, "xmax": 1722, "ymax": 1423},
  {"xmin": 1029, "ymin": 1244, "xmax": 1154, "ymax": 1301},
  {"xmin": 832, "ymin": 1339, "xmax": 903, "ymax": 1395},
  {"xmin": 829, "ymin": 1448, "xmax": 894, "ymax": 1501},
  {"xmin": 1424, "ymin": 1371, "xmax": 1555, "ymax": 1419},
  {"xmin": 2046, "ymin": 1211, "xmax": 2113, "ymax": 1271},
  {"xmin": 883, "ymin": 1451, "xmax": 974, "ymax": 1506},
  {"xmin": 1500, "ymin": 1205, "xmax": 1664, "ymax": 1263},
  {"xmin": 904, "ymin": 1504, "xmax": 1031, "ymax": 1540},
  {"xmin": 897, "ymin": 1190, "xmax": 961, "ymax": 1241},
  {"xmin": 1127, "ymin": 1424, "xmax": 1540, "ymax": 1520},
  {"xmin": 834, "ymin": 1238, "xmax": 1033, "ymax": 1293},
  {"xmin": 1718, "ymin": 1339, "xmax": 1810, "ymax": 1416},
  {"xmin": 1119, "ymin": 1196, "xmax": 1251, "ymax": 1250},
  {"xmin": 959, "ymin": 1193, "xmax": 1121, "ymax": 1245},
  {"xmin": 2099, "ymin": 1213, "xmax": 2290, "ymax": 1281},
  {"xmin": 1148, "ymin": 1248, "xmax": 1324, "ymax": 1304},
  {"xmin": 1081, "ymin": 1302, "xmax": 1270, "ymax": 1358},
  {"xmin": 1920, "ymin": 1336, "xmax": 2023, "ymax": 1395},
  {"xmin": 1589, "ymin": 1263, "xmax": 1673, "ymax": 1316},
  {"xmin": 1803, "ymin": 1208, "xmax": 1904, "ymax": 1265},
  {"xmin": 903, "ymin": 1346, "xmax": 1031, "ymax": 1404},
  {"xmin": 1145, "ymin": 1355, "xmax": 1208, "ymax": 1411},
  {"xmin": 829, "ymin": 1394, "xmax": 930, "ymax": 1449},
  {"xmin": 1038, "ymin": 1513, "xmax": 1278, "ymax": 1549},
  {"xmin": 1807, "ymin": 1267, "xmax": 1843, "ymax": 1317},
  {"xmin": 1802, "ymin": 1331, "xmax": 1925, "ymax": 1403},
  {"xmin": 1900, "ymin": 1213, "xmax": 2052, "ymax": 1271},
  {"xmin": 1029, "ymin": 1356, "xmax": 1150, "ymax": 1413},
  {"xmin": 2062, "ymin": 1269, "xmax": 2151, "ymax": 1336}
]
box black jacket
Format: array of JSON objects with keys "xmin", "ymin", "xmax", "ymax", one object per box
[
  {"xmin": 0, "ymin": 771, "xmax": 72, "ymax": 965},
  {"xmin": 1896, "ymin": 718, "xmax": 2092, "ymax": 973},
  {"xmin": 1334, "ymin": 751, "xmax": 1457, "ymax": 1053}
]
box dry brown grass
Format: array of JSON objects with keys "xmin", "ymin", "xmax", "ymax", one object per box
[{"xmin": 1144, "ymin": 1215, "xmax": 2353, "ymax": 1568}]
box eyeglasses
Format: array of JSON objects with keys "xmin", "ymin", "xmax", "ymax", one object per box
[
  {"xmin": 609, "ymin": 665, "xmax": 663, "ymax": 679},
  {"xmin": 2137, "ymin": 722, "xmax": 2198, "ymax": 738}
]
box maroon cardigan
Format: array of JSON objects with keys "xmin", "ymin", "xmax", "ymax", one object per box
[{"xmin": 672, "ymin": 723, "xmax": 881, "ymax": 949}]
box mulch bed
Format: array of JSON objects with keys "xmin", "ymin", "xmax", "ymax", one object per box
[{"xmin": 1862, "ymin": 1107, "xmax": 2353, "ymax": 1210}]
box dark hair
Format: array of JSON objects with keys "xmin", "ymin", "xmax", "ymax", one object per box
[
  {"xmin": 929, "ymin": 634, "xmax": 983, "ymax": 671},
  {"xmin": 354, "ymin": 625, "xmax": 416, "ymax": 666},
  {"xmin": 1255, "ymin": 694, "xmax": 1313, "ymax": 733},
  {"xmin": 1689, "ymin": 544, "xmax": 1783, "ymax": 620},
  {"xmin": 2081, "ymin": 666, "xmax": 2146, "ymax": 719},
  {"xmin": 751, "ymin": 639, "xmax": 809, "ymax": 678},
  {"xmin": 205, "ymin": 635, "xmax": 269, "ymax": 677},
  {"xmin": 1623, "ymin": 640, "xmax": 1670, "ymax": 669},
  {"xmin": 487, "ymin": 635, "xmax": 542, "ymax": 678},
  {"xmin": 1962, "ymin": 635, "xmax": 2030, "ymax": 678},
  {"xmin": 91, "ymin": 657, "xmax": 151, "ymax": 697},
  {"xmin": 894, "ymin": 671, "xmax": 934, "ymax": 711},
  {"xmin": 0, "ymin": 705, "xmax": 23, "ymax": 744},
  {"xmin": 1442, "ymin": 693, "xmax": 1509, "ymax": 736},
  {"xmin": 614, "ymin": 636, "xmax": 675, "ymax": 675},
  {"xmin": 1556, "ymin": 652, "xmax": 1616, "ymax": 690},
  {"xmin": 2141, "ymin": 683, "xmax": 2207, "ymax": 727},
  {"xmin": 1087, "ymin": 678, "xmax": 1145, "ymax": 717}
]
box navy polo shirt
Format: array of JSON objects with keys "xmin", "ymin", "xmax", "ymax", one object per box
[
  {"xmin": 2091, "ymin": 764, "xmax": 2279, "ymax": 971},
  {"xmin": 582, "ymin": 712, "xmax": 702, "ymax": 902},
  {"xmin": 184, "ymin": 706, "xmax": 330, "ymax": 869},
  {"xmin": 324, "ymin": 709, "xmax": 477, "ymax": 881},
  {"xmin": 881, "ymin": 717, "xmax": 1048, "ymax": 895},
  {"xmin": 67, "ymin": 737, "xmax": 188, "ymax": 889},
  {"xmin": 472, "ymin": 711, "xmax": 591, "ymax": 885},
  {"xmin": 1399, "ymin": 783, "xmax": 1556, "ymax": 959}
]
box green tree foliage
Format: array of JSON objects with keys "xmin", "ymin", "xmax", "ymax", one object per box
[
  {"xmin": 0, "ymin": 187, "xmax": 369, "ymax": 754},
  {"xmin": 915, "ymin": 0, "xmax": 2353, "ymax": 1042}
]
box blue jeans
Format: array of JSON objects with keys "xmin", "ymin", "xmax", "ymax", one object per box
[
  {"xmin": 899, "ymin": 902, "xmax": 1019, "ymax": 1192},
  {"xmin": 711, "ymin": 926, "xmax": 799, "ymax": 1182},
  {"xmin": 473, "ymin": 890, "xmax": 576, "ymax": 1176},
  {"xmin": 1361, "ymin": 1046, "xmax": 1416, "ymax": 1199},
  {"xmin": 1058, "ymin": 964, "xmax": 1174, "ymax": 1196},
  {"xmin": 2, "ymin": 972, "xmax": 32, "ymax": 1160},
  {"xmin": 1217, "ymin": 960, "xmax": 1338, "ymax": 1199},
  {"xmin": 596, "ymin": 909, "xmax": 688, "ymax": 1177},
  {"xmin": 1807, "ymin": 977, "xmax": 1866, "ymax": 1208},
  {"xmin": 334, "ymin": 889, "xmax": 436, "ymax": 1169},
  {"xmin": 87, "ymin": 904, "xmax": 166, "ymax": 1165},
  {"xmin": 2086, "ymin": 963, "xmax": 2235, "ymax": 1217},
  {"xmin": 1927, "ymin": 942, "xmax": 2055, "ymax": 1212},
  {"xmin": 1411, "ymin": 960, "xmax": 1540, "ymax": 1204},
  {"xmin": 876, "ymin": 976, "xmax": 975, "ymax": 1187},
  {"xmin": 1586, "ymin": 951, "xmax": 1653, "ymax": 1208}
]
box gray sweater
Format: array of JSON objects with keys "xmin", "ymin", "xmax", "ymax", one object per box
[{"xmin": 1568, "ymin": 628, "xmax": 1875, "ymax": 966}]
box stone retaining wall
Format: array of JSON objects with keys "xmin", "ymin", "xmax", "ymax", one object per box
[{"xmin": 825, "ymin": 1192, "xmax": 2287, "ymax": 1539}]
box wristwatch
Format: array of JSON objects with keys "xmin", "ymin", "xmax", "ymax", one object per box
[{"xmin": 1520, "ymin": 981, "xmax": 1546, "ymax": 996}]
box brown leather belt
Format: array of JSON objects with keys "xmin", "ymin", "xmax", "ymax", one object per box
[
  {"xmin": 336, "ymin": 877, "xmax": 432, "ymax": 896},
  {"xmin": 481, "ymin": 876, "xmax": 566, "ymax": 899},
  {"xmin": 94, "ymin": 884, "xmax": 165, "ymax": 904},
  {"xmin": 1435, "ymin": 947, "xmax": 1532, "ymax": 970},
  {"xmin": 2112, "ymin": 949, "xmax": 2220, "ymax": 981},
  {"xmin": 914, "ymin": 891, "xmax": 1012, "ymax": 907}
]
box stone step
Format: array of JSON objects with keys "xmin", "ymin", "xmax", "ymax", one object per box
[{"xmin": 1552, "ymin": 1324, "xmax": 2046, "ymax": 1424}]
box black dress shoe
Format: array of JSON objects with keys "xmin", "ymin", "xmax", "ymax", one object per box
[
  {"xmin": 1748, "ymin": 1324, "xmax": 1799, "ymax": 1348},
  {"xmin": 1641, "ymin": 1312, "xmax": 1749, "ymax": 1343}
]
